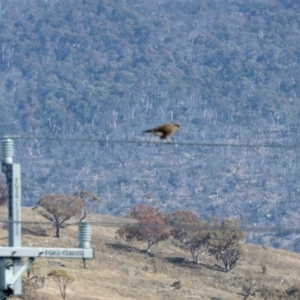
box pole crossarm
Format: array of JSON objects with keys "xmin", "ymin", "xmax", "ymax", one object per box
[{"xmin": 0, "ymin": 247, "xmax": 93, "ymax": 259}]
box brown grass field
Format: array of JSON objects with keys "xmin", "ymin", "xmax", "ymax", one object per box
[{"xmin": 0, "ymin": 207, "xmax": 300, "ymax": 300}]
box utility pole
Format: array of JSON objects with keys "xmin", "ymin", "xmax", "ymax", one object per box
[{"xmin": 0, "ymin": 137, "xmax": 93, "ymax": 299}]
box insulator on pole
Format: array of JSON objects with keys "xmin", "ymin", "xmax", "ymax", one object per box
[
  {"xmin": 78, "ymin": 221, "xmax": 91, "ymax": 249},
  {"xmin": 1, "ymin": 138, "xmax": 14, "ymax": 165}
]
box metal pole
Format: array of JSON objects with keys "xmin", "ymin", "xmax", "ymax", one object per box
[{"xmin": 1, "ymin": 138, "xmax": 22, "ymax": 294}]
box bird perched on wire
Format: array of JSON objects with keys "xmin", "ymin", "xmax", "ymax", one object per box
[{"xmin": 143, "ymin": 123, "xmax": 180, "ymax": 140}]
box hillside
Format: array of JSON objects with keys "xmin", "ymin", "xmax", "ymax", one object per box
[
  {"xmin": 1, "ymin": 208, "xmax": 300, "ymax": 300},
  {"xmin": 1, "ymin": 0, "xmax": 300, "ymax": 251}
]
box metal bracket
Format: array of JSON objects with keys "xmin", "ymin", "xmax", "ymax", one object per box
[{"xmin": 7, "ymin": 258, "xmax": 34, "ymax": 289}]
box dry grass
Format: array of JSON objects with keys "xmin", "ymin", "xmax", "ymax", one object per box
[{"xmin": 1, "ymin": 207, "xmax": 300, "ymax": 300}]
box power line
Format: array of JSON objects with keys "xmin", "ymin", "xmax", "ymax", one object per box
[
  {"xmin": 5, "ymin": 136, "xmax": 300, "ymax": 149},
  {"xmin": 2, "ymin": 136, "xmax": 298, "ymax": 233},
  {"xmin": 1, "ymin": 219, "xmax": 300, "ymax": 233}
]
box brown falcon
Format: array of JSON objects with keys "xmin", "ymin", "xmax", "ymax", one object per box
[{"xmin": 143, "ymin": 123, "xmax": 180, "ymax": 139}]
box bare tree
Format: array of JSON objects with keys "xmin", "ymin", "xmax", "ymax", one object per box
[
  {"xmin": 241, "ymin": 277, "xmax": 263, "ymax": 300},
  {"xmin": 117, "ymin": 205, "xmax": 170, "ymax": 252},
  {"xmin": 233, "ymin": 273, "xmax": 264, "ymax": 300},
  {"xmin": 73, "ymin": 190, "xmax": 101, "ymax": 220},
  {"xmin": 37, "ymin": 194, "xmax": 85, "ymax": 238},
  {"xmin": 165, "ymin": 210, "xmax": 209, "ymax": 264},
  {"xmin": 48, "ymin": 270, "xmax": 74, "ymax": 300}
]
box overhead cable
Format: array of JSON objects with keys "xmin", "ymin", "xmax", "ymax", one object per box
[
  {"xmin": 0, "ymin": 219, "xmax": 299, "ymax": 233},
  {"xmin": 5, "ymin": 136, "xmax": 300, "ymax": 149}
]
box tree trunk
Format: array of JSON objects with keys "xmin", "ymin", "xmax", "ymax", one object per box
[
  {"xmin": 79, "ymin": 209, "xmax": 87, "ymax": 221},
  {"xmin": 243, "ymin": 294, "xmax": 251, "ymax": 300},
  {"xmin": 191, "ymin": 250, "xmax": 199, "ymax": 264},
  {"xmin": 55, "ymin": 222, "xmax": 60, "ymax": 238},
  {"xmin": 147, "ymin": 241, "xmax": 153, "ymax": 252},
  {"xmin": 225, "ymin": 256, "xmax": 230, "ymax": 272}
]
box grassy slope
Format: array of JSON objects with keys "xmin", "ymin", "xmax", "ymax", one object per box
[{"xmin": 0, "ymin": 208, "xmax": 299, "ymax": 300}]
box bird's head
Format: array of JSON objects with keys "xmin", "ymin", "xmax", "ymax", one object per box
[{"xmin": 174, "ymin": 123, "xmax": 180, "ymax": 129}]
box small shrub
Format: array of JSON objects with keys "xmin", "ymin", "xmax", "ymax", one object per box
[
  {"xmin": 286, "ymin": 285, "xmax": 300, "ymax": 298},
  {"xmin": 172, "ymin": 281, "xmax": 181, "ymax": 290},
  {"xmin": 259, "ymin": 286, "xmax": 286, "ymax": 300},
  {"xmin": 48, "ymin": 269, "xmax": 74, "ymax": 300},
  {"xmin": 142, "ymin": 265, "xmax": 149, "ymax": 272}
]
